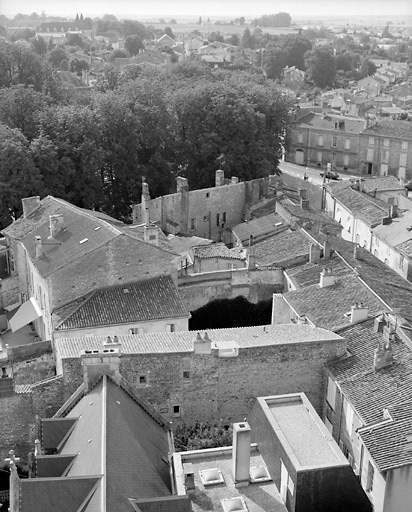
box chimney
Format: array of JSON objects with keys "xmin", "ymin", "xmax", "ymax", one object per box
[
  {"xmin": 141, "ymin": 178, "xmax": 150, "ymax": 225},
  {"xmin": 382, "ymin": 216, "xmax": 391, "ymax": 225},
  {"xmin": 22, "ymin": 196, "xmax": 41, "ymax": 219},
  {"xmin": 247, "ymin": 249, "xmax": 256, "ymax": 270},
  {"xmin": 81, "ymin": 346, "xmax": 121, "ymax": 392},
  {"xmin": 215, "ymin": 169, "xmax": 225, "ymax": 187},
  {"xmin": 299, "ymin": 188, "xmax": 307, "ymax": 199},
  {"xmin": 232, "ymin": 421, "xmax": 251, "ymax": 488},
  {"xmin": 144, "ymin": 223, "xmax": 159, "ymax": 246},
  {"xmin": 382, "ymin": 324, "xmax": 395, "ymax": 343},
  {"xmin": 177, "ymin": 176, "xmax": 189, "ymax": 235},
  {"xmin": 353, "ymin": 245, "xmax": 362, "ymax": 259},
  {"xmin": 373, "ymin": 315, "xmax": 385, "ymax": 333},
  {"xmin": 319, "ymin": 268, "xmax": 335, "ymax": 288},
  {"xmin": 193, "ymin": 332, "xmax": 212, "ymax": 355},
  {"xmin": 183, "ymin": 463, "xmax": 195, "ymax": 494},
  {"xmin": 323, "ymin": 240, "xmax": 331, "ymax": 259},
  {"xmin": 300, "ymin": 198, "xmax": 310, "ymax": 210},
  {"xmin": 373, "ymin": 338, "xmax": 393, "ymax": 371},
  {"xmin": 35, "ymin": 236, "xmax": 43, "ymax": 258},
  {"xmin": 350, "ymin": 303, "xmax": 369, "ymax": 323},
  {"xmin": 49, "ymin": 214, "xmax": 64, "ymax": 238},
  {"xmin": 389, "ymin": 204, "xmax": 398, "ymax": 218},
  {"xmin": 34, "ymin": 439, "xmax": 42, "ymax": 457},
  {"xmin": 309, "ymin": 243, "xmax": 321, "ymax": 263},
  {"xmin": 231, "ymin": 176, "xmax": 239, "ymax": 184}
]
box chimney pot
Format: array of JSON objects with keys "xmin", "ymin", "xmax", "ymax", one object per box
[
  {"xmin": 309, "ymin": 243, "xmax": 321, "ymax": 263},
  {"xmin": 194, "ymin": 331, "xmax": 212, "ymax": 355}
]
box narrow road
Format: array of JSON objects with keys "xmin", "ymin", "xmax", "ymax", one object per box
[{"xmin": 279, "ymin": 161, "xmax": 353, "ymax": 187}]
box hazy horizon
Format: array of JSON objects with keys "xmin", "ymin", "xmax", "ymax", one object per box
[{"xmin": 1, "ymin": 0, "xmax": 411, "ymax": 20}]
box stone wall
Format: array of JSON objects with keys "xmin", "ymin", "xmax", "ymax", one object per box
[
  {"xmin": 0, "ymin": 274, "xmax": 19, "ymax": 310},
  {"xmin": 57, "ymin": 337, "xmax": 346, "ymax": 426}
]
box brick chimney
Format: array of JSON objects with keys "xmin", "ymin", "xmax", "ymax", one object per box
[
  {"xmin": 323, "ymin": 240, "xmax": 331, "ymax": 259},
  {"xmin": 194, "ymin": 332, "xmax": 212, "ymax": 355},
  {"xmin": 300, "ymin": 198, "xmax": 310, "ymax": 210},
  {"xmin": 215, "ymin": 169, "xmax": 225, "ymax": 187},
  {"xmin": 49, "ymin": 214, "xmax": 64, "ymax": 238},
  {"xmin": 309, "ymin": 243, "xmax": 321, "ymax": 263},
  {"xmin": 319, "ymin": 268, "xmax": 335, "ymax": 288},
  {"xmin": 299, "ymin": 188, "xmax": 307, "ymax": 199},
  {"xmin": 35, "ymin": 236, "xmax": 43, "ymax": 258},
  {"xmin": 81, "ymin": 346, "xmax": 121, "ymax": 392},
  {"xmin": 373, "ymin": 338, "xmax": 393, "ymax": 371},
  {"xmin": 22, "ymin": 196, "xmax": 40, "ymax": 219},
  {"xmin": 382, "ymin": 216, "xmax": 391, "ymax": 225},
  {"xmin": 350, "ymin": 303, "xmax": 369, "ymax": 323},
  {"xmin": 232, "ymin": 421, "xmax": 251, "ymax": 488}
]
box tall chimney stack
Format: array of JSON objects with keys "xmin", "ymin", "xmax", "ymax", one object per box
[
  {"xmin": 35, "ymin": 236, "xmax": 43, "ymax": 258},
  {"xmin": 232, "ymin": 421, "xmax": 251, "ymax": 488}
]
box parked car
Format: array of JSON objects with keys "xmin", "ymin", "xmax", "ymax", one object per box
[{"xmin": 320, "ymin": 170, "xmax": 340, "ymax": 180}]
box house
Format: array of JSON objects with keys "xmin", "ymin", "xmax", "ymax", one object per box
[
  {"xmin": 248, "ymin": 393, "xmax": 372, "ymax": 512},
  {"xmin": 357, "ymin": 76, "xmax": 386, "ymax": 97},
  {"xmin": 191, "ymin": 243, "xmax": 246, "ymax": 273},
  {"xmin": 358, "ymin": 119, "xmax": 412, "ymax": 181},
  {"xmin": 287, "ymin": 112, "xmax": 366, "ymax": 173},
  {"xmin": 282, "ymin": 66, "xmax": 305, "ymax": 82},
  {"xmin": 1, "ymin": 196, "xmax": 179, "ymax": 341},
  {"xmin": 166, "ymin": 234, "xmax": 213, "ymax": 275},
  {"xmin": 35, "ymin": 14, "xmax": 94, "ymax": 44},
  {"xmin": 231, "ymin": 212, "xmax": 288, "ymax": 247},
  {"xmin": 7, "ymin": 342, "xmax": 191, "ymax": 512},
  {"xmin": 52, "ymin": 274, "xmax": 191, "ymax": 339},
  {"xmin": 155, "ymin": 33, "xmax": 175, "ymax": 48},
  {"xmin": 325, "ymin": 316, "xmax": 412, "ymax": 512},
  {"xmin": 371, "ymin": 209, "xmax": 412, "ymax": 281}
]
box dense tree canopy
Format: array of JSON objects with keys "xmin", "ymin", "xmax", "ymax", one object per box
[{"xmin": 304, "ymin": 47, "xmax": 336, "ymax": 88}]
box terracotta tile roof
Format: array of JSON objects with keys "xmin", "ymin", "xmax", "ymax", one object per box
[
  {"xmin": 120, "ymin": 224, "xmax": 178, "ymax": 254},
  {"xmin": 252, "ymin": 229, "xmax": 313, "ymax": 267},
  {"xmin": 296, "ymin": 112, "xmax": 366, "ymax": 133},
  {"xmin": 361, "ymin": 119, "xmax": 412, "ymax": 140},
  {"xmin": 333, "ymin": 187, "xmax": 388, "ymax": 226},
  {"xmin": 278, "ymin": 200, "xmax": 342, "ymax": 229},
  {"xmin": 193, "ymin": 243, "xmax": 245, "ymax": 260},
  {"xmin": 55, "ymin": 324, "xmax": 343, "ymax": 359},
  {"xmin": 54, "ymin": 275, "xmax": 189, "ymax": 330},
  {"xmin": 359, "ymin": 402, "xmax": 412, "ymax": 472},
  {"xmin": 232, "ymin": 213, "xmax": 287, "ymax": 243},
  {"xmin": 328, "ymin": 319, "xmax": 412, "ymax": 442}
]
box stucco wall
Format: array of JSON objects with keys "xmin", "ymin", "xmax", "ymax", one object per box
[{"xmin": 384, "ymin": 465, "xmax": 412, "ymax": 512}]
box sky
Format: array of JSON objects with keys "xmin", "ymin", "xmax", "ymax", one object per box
[{"xmin": 1, "ymin": 0, "xmax": 411, "ymax": 19}]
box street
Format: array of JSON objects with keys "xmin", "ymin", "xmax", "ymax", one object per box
[{"xmin": 279, "ymin": 161, "xmax": 352, "ymax": 186}]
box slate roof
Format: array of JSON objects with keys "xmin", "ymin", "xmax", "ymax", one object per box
[
  {"xmin": 55, "ymin": 324, "xmax": 343, "ymax": 359},
  {"xmin": 252, "ymin": 229, "xmax": 313, "ymax": 267},
  {"xmin": 361, "ymin": 119, "xmax": 412, "ymax": 140},
  {"xmin": 21, "ymin": 375, "xmax": 174, "ymax": 512},
  {"xmin": 53, "ymin": 275, "xmax": 189, "ymax": 331},
  {"xmin": 232, "ymin": 213, "xmax": 287, "ymax": 243},
  {"xmin": 359, "ymin": 402, "xmax": 412, "ymax": 472},
  {"xmin": 328, "ymin": 319, "xmax": 412, "ymax": 472},
  {"xmin": 193, "ymin": 243, "xmax": 245, "ymax": 260},
  {"xmin": 284, "ymin": 260, "xmax": 385, "ymax": 331},
  {"xmin": 333, "ymin": 187, "xmax": 388, "ymax": 226},
  {"xmin": 295, "ymin": 112, "xmax": 366, "ymax": 133}
]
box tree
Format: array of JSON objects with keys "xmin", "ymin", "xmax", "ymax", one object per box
[
  {"xmin": 0, "ymin": 124, "xmax": 43, "ymax": 228},
  {"xmin": 208, "ymin": 31, "xmax": 224, "ymax": 43},
  {"xmin": 48, "ymin": 47, "xmax": 68, "ymax": 68},
  {"xmin": 283, "ymin": 35, "xmax": 312, "ymax": 70},
  {"xmin": 31, "ymin": 36, "xmax": 47, "ymax": 56},
  {"xmin": 359, "ymin": 58, "xmax": 377, "ymax": 78},
  {"xmin": 0, "ymin": 43, "xmax": 46, "ymax": 90},
  {"xmin": 335, "ymin": 53, "xmax": 353, "ymax": 72},
  {"xmin": 164, "ymin": 26, "xmax": 175, "ymax": 39},
  {"xmin": 241, "ymin": 28, "xmax": 256, "ymax": 49},
  {"xmin": 252, "ymin": 12, "xmax": 292, "ymax": 27},
  {"xmin": 263, "ymin": 44, "xmax": 286, "ymax": 79},
  {"xmin": 226, "ymin": 34, "xmax": 240, "ymax": 46},
  {"xmin": 304, "ymin": 47, "xmax": 336, "ymax": 88},
  {"xmin": 124, "ymin": 34, "xmax": 144, "ymax": 56}
]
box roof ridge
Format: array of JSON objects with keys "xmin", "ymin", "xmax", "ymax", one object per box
[{"xmin": 54, "ymin": 290, "xmax": 98, "ymax": 329}]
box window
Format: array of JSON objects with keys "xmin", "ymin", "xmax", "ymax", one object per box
[
  {"xmin": 345, "ymin": 138, "xmax": 350, "ymax": 150},
  {"xmin": 203, "ymin": 215, "xmax": 208, "ymax": 222},
  {"xmin": 130, "ymin": 327, "xmax": 143, "ymax": 334},
  {"xmin": 183, "ymin": 370, "xmax": 190, "ymax": 380},
  {"xmin": 318, "ymin": 135, "xmax": 324, "ymax": 146},
  {"xmin": 326, "ymin": 377, "xmax": 337, "ymax": 410},
  {"xmin": 166, "ymin": 324, "xmax": 175, "ymax": 332},
  {"xmin": 216, "ymin": 213, "xmax": 220, "ymax": 226},
  {"xmin": 400, "ymin": 255, "xmax": 404, "ymax": 270},
  {"xmin": 190, "ymin": 218, "xmax": 196, "ymax": 231},
  {"xmin": 382, "ymin": 150, "xmax": 389, "ymax": 164},
  {"xmin": 402, "ymin": 141, "xmax": 408, "ymax": 151},
  {"xmin": 332, "ymin": 136, "xmax": 337, "ymax": 148},
  {"xmin": 334, "ymin": 121, "xmax": 339, "ymax": 129},
  {"xmin": 222, "ymin": 212, "xmax": 226, "ymax": 224},
  {"xmin": 366, "ymin": 461, "xmax": 374, "ymax": 492},
  {"xmin": 367, "ymin": 148, "xmax": 374, "ymax": 162},
  {"xmin": 343, "ymin": 398, "xmax": 354, "ymax": 436},
  {"xmin": 297, "ymin": 132, "xmax": 303, "ymax": 143},
  {"xmin": 400, "ymin": 153, "xmax": 407, "ymax": 167},
  {"xmin": 139, "ymin": 375, "xmax": 147, "ymax": 384},
  {"xmin": 317, "ymin": 151, "xmax": 323, "ymax": 163},
  {"xmin": 173, "ymin": 405, "xmax": 181, "ymax": 417},
  {"xmin": 206, "ymin": 192, "xmax": 210, "ymax": 198},
  {"xmin": 383, "ymin": 138, "xmax": 390, "ymax": 147},
  {"xmin": 344, "ymin": 154, "xmax": 350, "ymax": 166},
  {"xmin": 368, "ymin": 137, "xmax": 375, "ymax": 146}
]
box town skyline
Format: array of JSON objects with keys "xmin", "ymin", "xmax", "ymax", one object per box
[{"xmin": 1, "ymin": 0, "xmax": 411, "ymax": 19}]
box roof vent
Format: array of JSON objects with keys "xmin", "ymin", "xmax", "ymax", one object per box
[
  {"xmin": 123, "ymin": 288, "xmax": 130, "ymax": 294},
  {"xmin": 79, "ymin": 238, "xmax": 88, "ymax": 244},
  {"xmin": 221, "ymin": 497, "xmax": 248, "ymax": 512},
  {"xmin": 199, "ymin": 467, "xmax": 224, "ymax": 486},
  {"xmin": 250, "ymin": 466, "xmax": 271, "ymax": 483}
]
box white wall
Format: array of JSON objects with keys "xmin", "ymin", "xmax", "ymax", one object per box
[{"xmin": 384, "ymin": 465, "xmax": 412, "ymax": 512}]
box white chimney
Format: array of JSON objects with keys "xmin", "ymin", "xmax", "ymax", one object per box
[
  {"xmin": 194, "ymin": 332, "xmax": 212, "ymax": 355},
  {"xmin": 22, "ymin": 196, "xmax": 41, "ymax": 218},
  {"xmin": 35, "ymin": 236, "xmax": 42, "ymax": 258},
  {"xmin": 350, "ymin": 303, "xmax": 369, "ymax": 323},
  {"xmin": 232, "ymin": 421, "xmax": 251, "ymax": 488},
  {"xmin": 80, "ymin": 347, "xmax": 121, "ymax": 392},
  {"xmin": 144, "ymin": 224, "xmax": 159, "ymax": 246},
  {"xmin": 319, "ymin": 268, "xmax": 335, "ymax": 288},
  {"xmin": 49, "ymin": 214, "xmax": 64, "ymax": 238}
]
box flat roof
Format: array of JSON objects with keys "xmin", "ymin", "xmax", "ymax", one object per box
[{"xmin": 262, "ymin": 394, "xmax": 348, "ymax": 470}]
